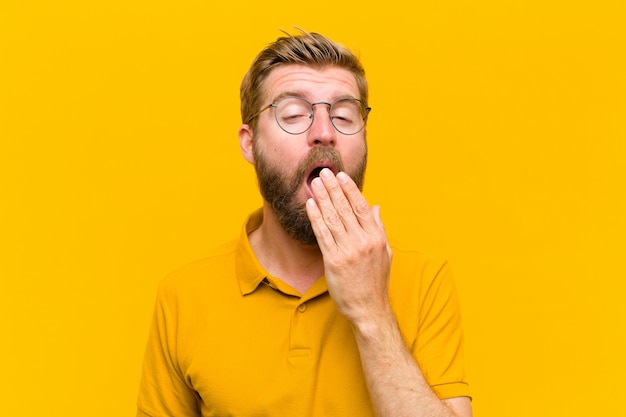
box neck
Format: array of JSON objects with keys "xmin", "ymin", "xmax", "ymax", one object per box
[{"xmin": 248, "ymin": 205, "xmax": 324, "ymax": 294}]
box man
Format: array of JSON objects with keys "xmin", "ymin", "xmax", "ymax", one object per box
[{"xmin": 137, "ymin": 30, "xmax": 472, "ymax": 417}]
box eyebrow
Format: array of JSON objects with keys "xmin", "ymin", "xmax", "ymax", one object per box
[
  {"xmin": 269, "ymin": 90, "xmax": 359, "ymax": 104},
  {"xmin": 270, "ymin": 90, "xmax": 306, "ymax": 103}
]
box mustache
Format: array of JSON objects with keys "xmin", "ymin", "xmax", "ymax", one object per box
[{"xmin": 294, "ymin": 147, "xmax": 345, "ymax": 184}]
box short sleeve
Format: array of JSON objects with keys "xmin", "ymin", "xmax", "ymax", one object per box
[{"xmin": 414, "ymin": 261, "xmax": 470, "ymax": 400}]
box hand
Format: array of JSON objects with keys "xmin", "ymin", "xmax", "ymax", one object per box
[{"xmin": 306, "ymin": 168, "xmax": 393, "ymax": 324}]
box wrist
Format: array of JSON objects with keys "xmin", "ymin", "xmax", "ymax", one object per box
[{"xmin": 349, "ymin": 304, "xmax": 397, "ymax": 341}]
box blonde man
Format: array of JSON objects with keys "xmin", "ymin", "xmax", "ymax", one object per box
[{"xmin": 137, "ymin": 30, "xmax": 472, "ymax": 417}]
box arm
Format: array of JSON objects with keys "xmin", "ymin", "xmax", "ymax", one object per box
[
  {"xmin": 306, "ymin": 169, "xmax": 472, "ymax": 417},
  {"xmin": 351, "ymin": 302, "xmax": 472, "ymax": 417}
]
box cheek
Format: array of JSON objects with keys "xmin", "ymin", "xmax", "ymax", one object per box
[
  {"xmin": 342, "ymin": 140, "xmax": 367, "ymax": 168},
  {"xmin": 254, "ymin": 139, "xmax": 303, "ymax": 171}
]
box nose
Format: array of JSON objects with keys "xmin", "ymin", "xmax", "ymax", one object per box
[{"xmin": 306, "ymin": 103, "xmax": 336, "ymax": 147}]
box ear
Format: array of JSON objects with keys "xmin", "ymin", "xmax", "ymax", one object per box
[{"xmin": 238, "ymin": 124, "xmax": 255, "ymax": 164}]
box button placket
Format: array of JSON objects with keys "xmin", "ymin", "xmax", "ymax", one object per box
[{"xmin": 288, "ymin": 301, "xmax": 313, "ymax": 359}]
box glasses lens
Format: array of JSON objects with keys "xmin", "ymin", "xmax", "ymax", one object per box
[
  {"xmin": 275, "ymin": 97, "xmax": 314, "ymax": 135},
  {"xmin": 274, "ymin": 97, "xmax": 369, "ymax": 135},
  {"xmin": 330, "ymin": 98, "xmax": 368, "ymax": 135}
]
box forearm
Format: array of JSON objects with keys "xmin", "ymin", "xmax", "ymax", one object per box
[
  {"xmin": 352, "ymin": 308, "xmax": 464, "ymax": 417},
  {"xmin": 305, "ymin": 172, "xmax": 470, "ymax": 415}
]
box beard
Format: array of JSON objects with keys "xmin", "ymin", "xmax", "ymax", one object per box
[{"xmin": 253, "ymin": 145, "xmax": 367, "ymax": 246}]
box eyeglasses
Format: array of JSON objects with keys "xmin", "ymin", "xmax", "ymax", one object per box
[{"xmin": 247, "ymin": 96, "xmax": 372, "ymax": 135}]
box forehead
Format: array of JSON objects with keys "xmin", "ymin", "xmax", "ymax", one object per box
[{"xmin": 262, "ymin": 64, "xmax": 360, "ymax": 102}]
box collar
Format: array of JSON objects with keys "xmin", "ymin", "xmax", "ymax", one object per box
[
  {"xmin": 235, "ymin": 208, "xmax": 268, "ymax": 296},
  {"xmin": 234, "ymin": 208, "xmax": 329, "ymax": 299}
]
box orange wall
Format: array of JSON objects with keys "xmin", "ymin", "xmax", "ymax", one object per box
[{"xmin": 1, "ymin": 1, "xmax": 625, "ymax": 416}]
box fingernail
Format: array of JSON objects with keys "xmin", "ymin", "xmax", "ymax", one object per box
[
  {"xmin": 312, "ymin": 177, "xmax": 323, "ymax": 189},
  {"xmin": 337, "ymin": 172, "xmax": 349, "ymax": 183},
  {"xmin": 320, "ymin": 168, "xmax": 333, "ymax": 179}
]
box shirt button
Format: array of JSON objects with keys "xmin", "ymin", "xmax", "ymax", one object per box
[{"xmin": 297, "ymin": 303, "xmax": 307, "ymax": 313}]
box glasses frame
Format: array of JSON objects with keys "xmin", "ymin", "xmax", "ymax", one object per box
[{"xmin": 246, "ymin": 96, "xmax": 372, "ymax": 135}]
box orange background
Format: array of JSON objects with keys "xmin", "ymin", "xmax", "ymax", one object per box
[{"xmin": 1, "ymin": 1, "xmax": 624, "ymax": 416}]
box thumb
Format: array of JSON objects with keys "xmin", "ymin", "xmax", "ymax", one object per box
[
  {"xmin": 372, "ymin": 205, "xmax": 384, "ymax": 228},
  {"xmin": 372, "ymin": 205, "xmax": 393, "ymax": 257}
]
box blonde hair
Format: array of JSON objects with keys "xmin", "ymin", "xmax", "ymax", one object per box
[{"xmin": 240, "ymin": 30, "xmax": 368, "ymax": 129}]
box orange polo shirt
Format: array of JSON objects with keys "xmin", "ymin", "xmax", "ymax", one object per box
[{"xmin": 137, "ymin": 209, "xmax": 470, "ymax": 417}]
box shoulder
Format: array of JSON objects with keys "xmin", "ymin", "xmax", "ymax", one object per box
[
  {"xmin": 388, "ymin": 240, "xmax": 451, "ymax": 285},
  {"xmin": 387, "ymin": 240, "xmax": 458, "ymax": 314},
  {"xmin": 158, "ymin": 239, "xmax": 239, "ymax": 299},
  {"xmin": 387, "ymin": 241, "xmax": 464, "ymax": 352}
]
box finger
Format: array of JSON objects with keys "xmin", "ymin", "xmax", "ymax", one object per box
[
  {"xmin": 310, "ymin": 173, "xmax": 351, "ymax": 236},
  {"xmin": 305, "ymin": 197, "xmax": 338, "ymax": 251},
  {"xmin": 317, "ymin": 169, "xmax": 362, "ymax": 230},
  {"xmin": 335, "ymin": 171, "xmax": 379, "ymax": 233}
]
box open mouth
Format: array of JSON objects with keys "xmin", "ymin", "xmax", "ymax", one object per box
[{"xmin": 305, "ymin": 164, "xmax": 337, "ymax": 197}]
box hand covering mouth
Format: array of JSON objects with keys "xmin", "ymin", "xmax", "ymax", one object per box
[
  {"xmin": 305, "ymin": 163, "xmax": 338, "ymax": 196},
  {"xmin": 296, "ymin": 148, "xmax": 345, "ymax": 198}
]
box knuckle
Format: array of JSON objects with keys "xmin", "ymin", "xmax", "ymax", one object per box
[
  {"xmin": 324, "ymin": 212, "xmax": 342, "ymax": 229},
  {"xmin": 353, "ymin": 199, "xmax": 370, "ymax": 217},
  {"xmin": 317, "ymin": 226, "xmax": 333, "ymax": 241},
  {"xmin": 372, "ymin": 233, "xmax": 387, "ymax": 250},
  {"xmin": 337, "ymin": 203, "xmax": 354, "ymax": 218}
]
